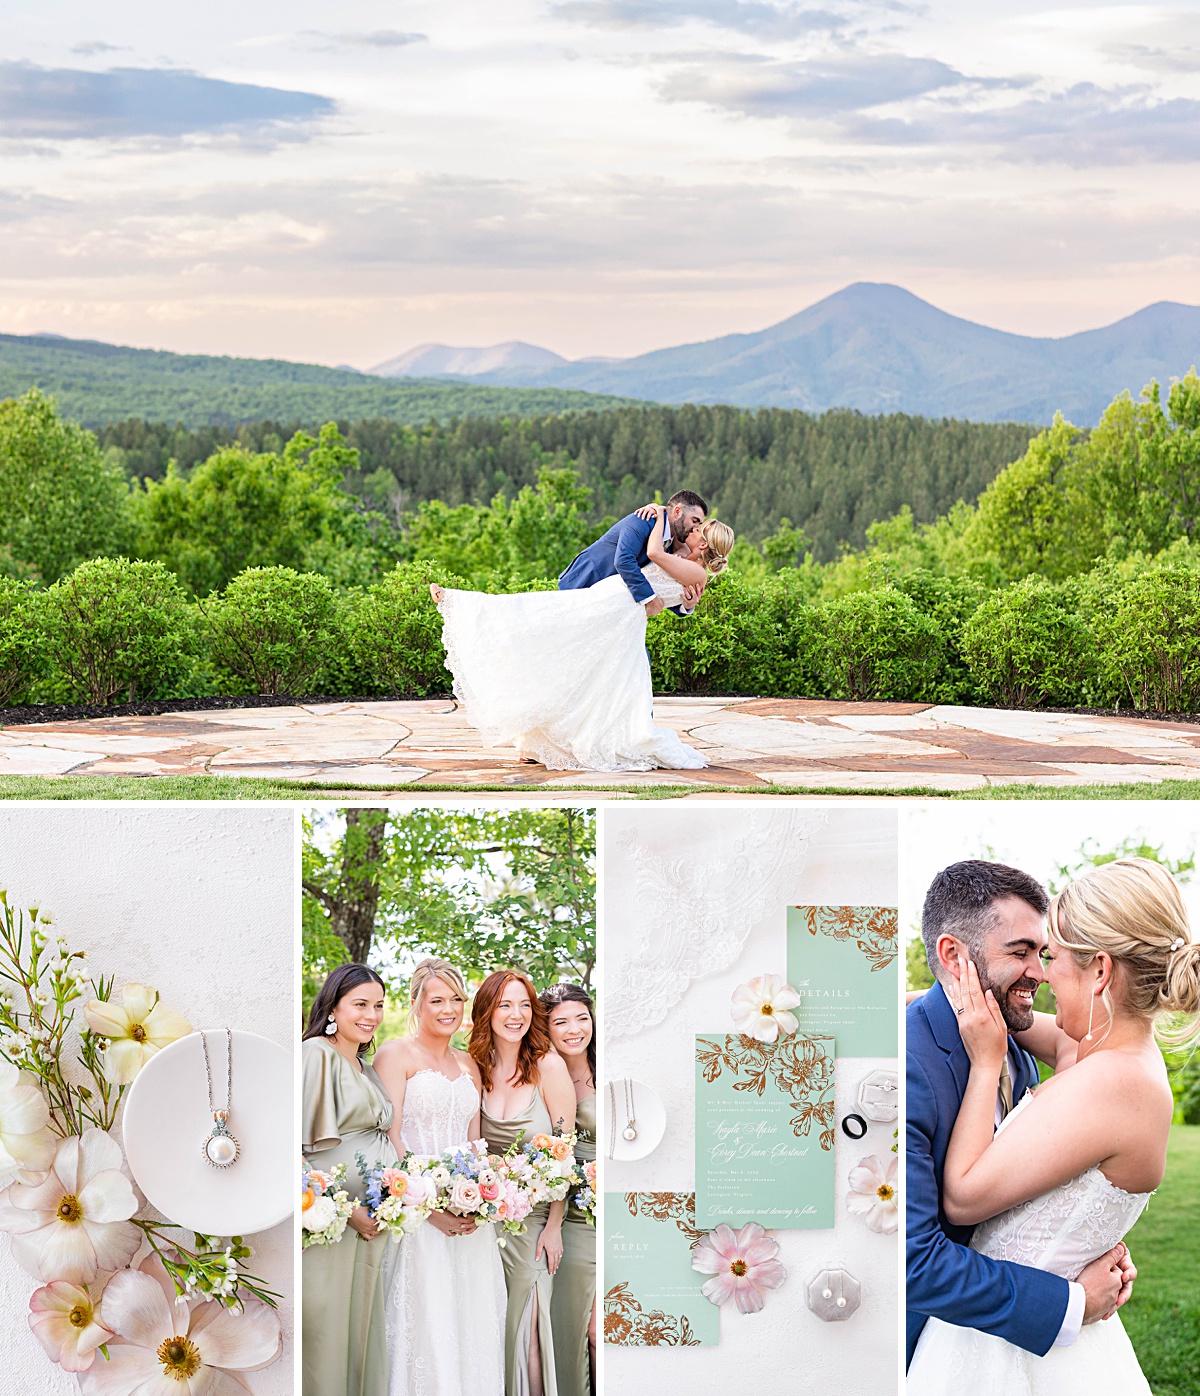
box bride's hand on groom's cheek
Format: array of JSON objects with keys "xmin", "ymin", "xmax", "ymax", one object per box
[{"xmin": 948, "ymin": 956, "xmax": 1009, "ymax": 1070}]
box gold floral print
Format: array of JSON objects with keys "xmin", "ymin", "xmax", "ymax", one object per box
[
  {"xmin": 798, "ymin": 905, "xmax": 898, "ymax": 973},
  {"xmin": 623, "ymin": 1191, "xmax": 706, "ymax": 1246},
  {"xmin": 604, "ymin": 1282, "xmax": 703, "ymax": 1347},
  {"xmin": 697, "ymin": 1033, "xmax": 836, "ymax": 1151}
]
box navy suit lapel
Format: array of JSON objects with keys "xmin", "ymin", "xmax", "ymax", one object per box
[{"xmin": 924, "ymin": 982, "xmax": 970, "ymax": 1100}]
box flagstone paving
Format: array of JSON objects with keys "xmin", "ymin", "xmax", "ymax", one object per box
[{"xmin": 4, "ymin": 697, "xmax": 1200, "ymax": 796}]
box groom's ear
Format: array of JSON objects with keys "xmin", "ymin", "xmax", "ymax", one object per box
[{"xmin": 935, "ymin": 933, "xmax": 965, "ymax": 979}]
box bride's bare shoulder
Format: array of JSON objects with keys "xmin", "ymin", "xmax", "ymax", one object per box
[{"xmin": 1038, "ymin": 1046, "xmax": 1172, "ymax": 1120}]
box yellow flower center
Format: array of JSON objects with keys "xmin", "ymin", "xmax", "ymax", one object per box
[
  {"xmin": 760, "ymin": 1003, "xmax": 775, "ymax": 1015},
  {"xmin": 132, "ymin": 1024, "xmax": 148, "ymax": 1042},
  {"xmin": 877, "ymin": 1184, "xmax": 895, "ymax": 1202},
  {"xmin": 68, "ymin": 1304, "xmax": 90, "ymax": 1329},
  {"xmin": 730, "ymin": 1259, "xmax": 748, "ymax": 1277},
  {"xmin": 57, "ymin": 1195, "xmax": 83, "ymax": 1223},
  {"xmin": 157, "ymin": 1335, "xmax": 202, "ymax": 1380}
]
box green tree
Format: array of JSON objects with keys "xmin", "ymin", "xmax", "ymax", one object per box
[
  {"xmin": 302, "ymin": 808, "xmax": 595, "ymax": 1012},
  {"xmin": 0, "ymin": 389, "xmax": 131, "ymax": 582}
]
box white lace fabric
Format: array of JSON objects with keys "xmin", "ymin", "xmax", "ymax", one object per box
[
  {"xmin": 606, "ymin": 808, "xmax": 815, "ymax": 1040},
  {"xmin": 907, "ymin": 1093, "xmax": 1154, "ymax": 1395},
  {"xmin": 385, "ymin": 1071, "xmax": 507, "ymax": 1396},
  {"xmin": 438, "ymin": 564, "xmax": 704, "ymax": 772}
]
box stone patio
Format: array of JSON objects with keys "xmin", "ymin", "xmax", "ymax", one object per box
[{"xmin": 3, "ymin": 697, "xmax": 1200, "ymax": 796}]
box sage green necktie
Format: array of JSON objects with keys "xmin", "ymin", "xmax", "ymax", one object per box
[{"xmin": 998, "ymin": 1053, "xmax": 1014, "ymax": 1121}]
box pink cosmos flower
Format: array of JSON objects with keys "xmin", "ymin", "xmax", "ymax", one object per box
[
  {"xmin": 0, "ymin": 1128, "xmax": 139, "ymax": 1282},
  {"xmin": 79, "ymin": 1253, "xmax": 280, "ymax": 1396},
  {"xmin": 691, "ymin": 1222, "xmax": 786, "ymax": 1314},
  {"xmin": 846, "ymin": 1154, "xmax": 898, "ymax": 1234},
  {"xmin": 28, "ymin": 1280, "xmax": 113, "ymax": 1373}
]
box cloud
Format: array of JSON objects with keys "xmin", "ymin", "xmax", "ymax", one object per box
[
  {"xmin": 70, "ymin": 41, "xmax": 124, "ymax": 57},
  {"xmin": 306, "ymin": 29, "xmax": 428, "ymax": 48},
  {"xmin": 552, "ymin": 0, "xmax": 846, "ymax": 39},
  {"xmin": 1107, "ymin": 43, "xmax": 1200, "ymax": 76},
  {"xmin": 661, "ymin": 50, "xmax": 971, "ymax": 116},
  {"xmin": 846, "ymin": 84, "xmax": 1200, "ymax": 165},
  {"xmin": 0, "ymin": 61, "xmax": 335, "ymax": 142}
]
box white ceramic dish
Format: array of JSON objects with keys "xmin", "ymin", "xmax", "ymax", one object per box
[
  {"xmin": 603, "ymin": 1077, "xmax": 666, "ymax": 1161},
  {"xmin": 123, "ymin": 1028, "xmax": 292, "ymax": 1236}
]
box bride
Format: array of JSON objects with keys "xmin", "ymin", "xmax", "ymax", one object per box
[
  {"xmin": 429, "ymin": 504, "xmax": 735, "ymax": 772},
  {"xmin": 373, "ymin": 958, "xmax": 506, "ymax": 1396},
  {"xmin": 907, "ymin": 857, "xmax": 1200, "ymax": 1394}
]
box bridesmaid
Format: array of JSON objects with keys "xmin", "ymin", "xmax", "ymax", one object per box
[
  {"xmin": 541, "ymin": 983, "xmax": 597, "ymax": 1396},
  {"xmin": 302, "ymin": 965, "xmax": 396, "ymax": 1396},
  {"xmin": 470, "ymin": 970, "xmax": 576, "ymax": 1396}
]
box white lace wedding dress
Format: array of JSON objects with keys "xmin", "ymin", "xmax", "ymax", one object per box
[
  {"xmin": 907, "ymin": 1094, "xmax": 1153, "ymax": 1395},
  {"xmin": 385, "ymin": 1071, "xmax": 506, "ymax": 1396},
  {"xmin": 436, "ymin": 563, "xmax": 706, "ymax": 771}
]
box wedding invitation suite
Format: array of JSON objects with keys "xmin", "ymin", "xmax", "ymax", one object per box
[
  {"xmin": 603, "ymin": 1191, "xmax": 719, "ymax": 1347},
  {"xmin": 787, "ymin": 905, "xmax": 899, "ymax": 1058},
  {"xmin": 693, "ymin": 1033, "xmax": 836, "ymax": 1230}
]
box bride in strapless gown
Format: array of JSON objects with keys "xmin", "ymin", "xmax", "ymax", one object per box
[
  {"xmin": 906, "ymin": 1093, "xmax": 1153, "ymax": 1395},
  {"xmin": 384, "ymin": 1069, "xmax": 506, "ymax": 1396}
]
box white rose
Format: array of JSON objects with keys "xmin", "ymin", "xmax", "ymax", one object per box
[
  {"xmin": 449, "ymin": 1177, "xmax": 482, "ymax": 1213},
  {"xmin": 303, "ymin": 1196, "xmax": 338, "ymax": 1231}
]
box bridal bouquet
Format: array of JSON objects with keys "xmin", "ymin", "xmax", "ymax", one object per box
[
  {"xmin": 355, "ymin": 1152, "xmax": 439, "ymax": 1241},
  {"xmin": 510, "ymin": 1129, "xmax": 579, "ymax": 1208},
  {"xmin": 0, "ymin": 892, "xmax": 281, "ymax": 1388},
  {"xmin": 571, "ymin": 1158, "xmax": 597, "ymax": 1226},
  {"xmin": 436, "ymin": 1140, "xmax": 534, "ymax": 1241},
  {"xmin": 301, "ymin": 1162, "xmax": 354, "ymax": 1248}
]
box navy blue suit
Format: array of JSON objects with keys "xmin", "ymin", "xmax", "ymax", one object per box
[
  {"xmin": 558, "ymin": 513, "xmax": 691, "ymax": 617},
  {"xmin": 906, "ymin": 981, "xmax": 1069, "ymax": 1368}
]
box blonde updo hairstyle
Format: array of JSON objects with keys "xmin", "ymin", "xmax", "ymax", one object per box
[
  {"xmin": 698, "ymin": 519, "xmax": 734, "ymax": 576},
  {"xmin": 1049, "ymin": 857, "xmax": 1200, "ymax": 1050},
  {"xmin": 408, "ymin": 957, "xmax": 468, "ymax": 1034}
]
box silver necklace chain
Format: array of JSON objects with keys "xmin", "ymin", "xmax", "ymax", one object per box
[{"xmin": 201, "ymin": 1028, "xmax": 232, "ymax": 1115}]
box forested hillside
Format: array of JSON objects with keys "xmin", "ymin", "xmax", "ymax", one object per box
[{"xmin": 98, "ymin": 406, "xmax": 1037, "ymax": 557}]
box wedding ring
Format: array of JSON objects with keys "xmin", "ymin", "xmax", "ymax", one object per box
[
  {"xmin": 955, "ymin": 1007, "xmax": 965, "ymax": 1015},
  {"xmin": 841, "ymin": 1113, "xmax": 868, "ymax": 1140}
]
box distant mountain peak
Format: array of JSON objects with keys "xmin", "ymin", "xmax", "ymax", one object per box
[{"xmin": 371, "ymin": 340, "xmax": 569, "ymax": 378}]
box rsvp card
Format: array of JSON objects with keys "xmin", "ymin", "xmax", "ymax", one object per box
[
  {"xmin": 787, "ymin": 905, "xmax": 899, "ymax": 1058},
  {"xmin": 694, "ymin": 1033, "xmax": 835, "ymax": 1229},
  {"xmin": 604, "ymin": 1191, "xmax": 718, "ymax": 1347}
]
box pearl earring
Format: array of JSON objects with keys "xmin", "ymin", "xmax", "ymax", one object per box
[
  {"xmin": 324, "ymin": 1014, "xmax": 337, "ymax": 1036},
  {"xmin": 1084, "ymin": 992, "xmax": 1095, "ymax": 1042}
]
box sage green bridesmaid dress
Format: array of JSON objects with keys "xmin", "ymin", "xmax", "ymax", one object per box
[
  {"xmin": 551, "ymin": 1090, "xmax": 596, "ymax": 1396},
  {"xmin": 302, "ymin": 1037, "xmax": 398, "ymax": 1396},
  {"xmin": 481, "ymin": 1084, "xmax": 560, "ymax": 1396}
]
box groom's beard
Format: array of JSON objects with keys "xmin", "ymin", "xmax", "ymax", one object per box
[
  {"xmin": 669, "ymin": 514, "xmax": 693, "ymax": 545},
  {"xmin": 979, "ymin": 967, "xmax": 1040, "ymax": 1034}
]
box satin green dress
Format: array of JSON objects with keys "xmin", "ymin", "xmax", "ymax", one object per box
[
  {"xmin": 482, "ymin": 1084, "xmax": 559, "ymax": 1396},
  {"xmin": 552, "ymin": 1090, "xmax": 595, "ymax": 1396},
  {"xmin": 302, "ymin": 1038, "xmax": 398, "ymax": 1396}
]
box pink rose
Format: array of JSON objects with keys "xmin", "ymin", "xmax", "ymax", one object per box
[
  {"xmin": 449, "ymin": 1177, "xmax": 482, "ymax": 1213},
  {"xmin": 403, "ymin": 1176, "xmax": 434, "ymax": 1208}
]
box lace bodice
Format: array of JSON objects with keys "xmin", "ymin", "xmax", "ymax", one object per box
[
  {"xmin": 641, "ymin": 561, "xmax": 687, "ymax": 606},
  {"xmin": 401, "ymin": 1069, "xmax": 480, "ymax": 1155},
  {"xmin": 970, "ymin": 1094, "xmax": 1152, "ymax": 1279}
]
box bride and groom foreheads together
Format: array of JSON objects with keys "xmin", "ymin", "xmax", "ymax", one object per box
[
  {"xmin": 907, "ymin": 855, "xmax": 1200, "ymax": 1394},
  {"xmin": 430, "ymin": 490, "xmax": 735, "ymax": 772}
]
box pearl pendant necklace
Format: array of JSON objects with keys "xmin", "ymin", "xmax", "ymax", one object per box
[
  {"xmin": 620, "ymin": 1077, "xmax": 637, "ymax": 1141},
  {"xmin": 201, "ymin": 1030, "xmax": 240, "ymax": 1169}
]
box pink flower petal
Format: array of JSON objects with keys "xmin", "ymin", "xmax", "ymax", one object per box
[
  {"xmin": 731, "ymin": 1277, "xmax": 766, "ymax": 1314},
  {"xmin": 189, "ymin": 1295, "xmax": 282, "ymax": 1372},
  {"xmin": 30, "ymin": 1216, "xmax": 100, "ymax": 1281},
  {"xmin": 772, "ymin": 1009, "xmax": 799, "ymax": 1036},
  {"xmin": 78, "ymin": 1345, "xmax": 167, "ymax": 1396},
  {"xmin": 189, "ymin": 1368, "xmax": 254, "ymax": 1396},
  {"xmin": 772, "ymin": 986, "xmax": 802, "ymax": 1011},
  {"xmin": 100, "ymin": 1268, "xmax": 175, "ymax": 1349},
  {"xmin": 740, "ymin": 1236, "xmax": 781, "ymax": 1266},
  {"xmin": 79, "ymin": 1169, "xmax": 138, "ymax": 1224},
  {"xmin": 700, "ymin": 1273, "xmax": 738, "ymax": 1307},
  {"xmin": 83, "ymin": 1217, "xmax": 141, "ymax": 1274}
]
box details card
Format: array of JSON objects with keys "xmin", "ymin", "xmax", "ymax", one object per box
[
  {"xmin": 694, "ymin": 1032, "xmax": 835, "ymax": 1230},
  {"xmin": 604, "ymin": 1191, "xmax": 718, "ymax": 1347},
  {"xmin": 787, "ymin": 905, "xmax": 899, "ymax": 1058}
]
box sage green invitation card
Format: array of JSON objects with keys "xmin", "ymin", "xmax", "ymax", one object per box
[
  {"xmin": 787, "ymin": 905, "xmax": 899, "ymax": 1057},
  {"xmin": 694, "ymin": 1033, "xmax": 836, "ymax": 1230},
  {"xmin": 604, "ymin": 1191, "xmax": 718, "ymax": 1347}
]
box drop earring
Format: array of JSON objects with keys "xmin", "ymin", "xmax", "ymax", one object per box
[
  {"xmin": 324, "ymin": 1014, "xmax": 337, "ymax": 1036},
  {"xmin": 1084, "ymin": 992, "xmax": 1095, "ymax": 1042}
]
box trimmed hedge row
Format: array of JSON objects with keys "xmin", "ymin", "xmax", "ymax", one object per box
[{"xmin": 4, "ymin": 556, "xmax": 1200, "ymax": 712}]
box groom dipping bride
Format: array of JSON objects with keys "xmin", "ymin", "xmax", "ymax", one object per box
[
  {"xmin": 906, "ymin": 857, "xmax": 1200, "ymax": 1393},
  {"xmin": 429, "ymin": 489, "xmax": 734, "ymax": 773}
]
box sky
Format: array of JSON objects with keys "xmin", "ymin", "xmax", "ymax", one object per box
[
  {"xmin": 3, "ymin": 1, "xmax": 1199, "ymax": 367},
  {"xmin": 900, "ymin": 804, "xmax": 1200, "ymax": 947}
]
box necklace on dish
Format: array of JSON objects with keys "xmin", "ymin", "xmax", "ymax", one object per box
[{"xmin": 200, "ymin": 1029, "xmax": 239, "ymax": 1169}]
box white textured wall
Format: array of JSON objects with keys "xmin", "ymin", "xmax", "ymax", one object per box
[
  {"xmin": 602, "ymin": 805, "xmax": 899, "ymax": 1396},
  {"xmin": 0, "ymin": 805, "xmax": 295, "ymax": 1396}
]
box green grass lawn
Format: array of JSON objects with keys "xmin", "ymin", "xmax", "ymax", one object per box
[
  {"xmin": 4, "ymin": 775, "xmax": 1200, "ymax": 800},
  {"xmin": 1122, "ymin": 1125, "xmax": 1200, "ymax": 1396}
]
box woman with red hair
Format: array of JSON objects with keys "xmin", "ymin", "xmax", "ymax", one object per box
[{"xmin": 470, "ymin": 970, "xmax": 576, "ymax": 1396}]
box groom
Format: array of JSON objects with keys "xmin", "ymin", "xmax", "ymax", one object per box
[
  {"xmin": 558, "ymin": 489, "xmax": 707, "ymax": 617},
  {"xmin": 906, "ymin": 859, "xmax": 1136, "ymax": 1368}
]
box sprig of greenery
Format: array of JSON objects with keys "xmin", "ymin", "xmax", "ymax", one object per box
[
  {"xmin": 133, "ymin": 1222, "xmax": 281, "ymax": 1310},
  {"xmin": 0, "ymin": 890, "xmax": 124, "ymax": 1135}
]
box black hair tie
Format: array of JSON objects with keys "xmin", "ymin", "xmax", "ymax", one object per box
[{"xmin": 841, "ymin": 1113, "xmax": 868, "ymax": 1140}]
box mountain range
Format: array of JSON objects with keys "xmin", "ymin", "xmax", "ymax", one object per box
[{"xmin": 370, "ymin": 283, "xmax": 1200, "ymax": 426}]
